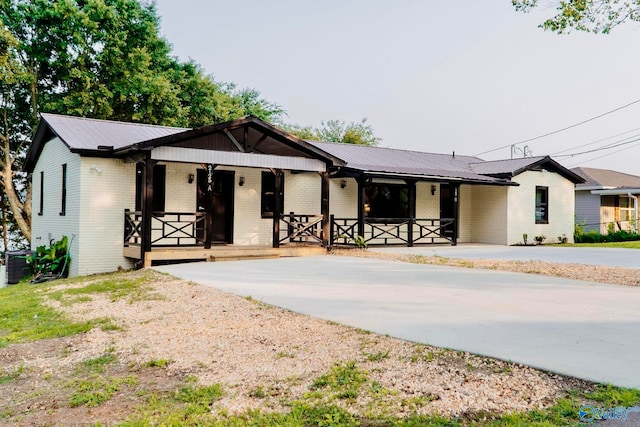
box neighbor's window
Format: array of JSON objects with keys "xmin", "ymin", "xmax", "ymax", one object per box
[
  {"xmin": 364, "ymin": 183, "xmax": 409, "ymax": 220},
  {"xmin": 619, "ymin": 196, "xmax": 633, "ymax": 222},
  {"xmin": 535, "ymin": 186, "xmax": 548, "ymax": 224},
  {"xmin": 60, "ymin": 164, "xmax": 67, "ymax": 216},
  {"xmin": 261, "ymin": 171, "xmax": 284, "ymax": 218},
  {"xmin": 38, "ymin": 171, "xmax": 44, "ymax": 216}
]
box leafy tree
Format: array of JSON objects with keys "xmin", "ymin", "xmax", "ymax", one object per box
[
  {"xmin": 283, "ymin": 118, "xmax": 380, "ymax": 146},
  {"xmin": 0, "ymin": 0, "xmax": 283, "ymax": 244},
  {"xmin": 512, "ymin": 0, "xmax": 640, "ymax": 33}
]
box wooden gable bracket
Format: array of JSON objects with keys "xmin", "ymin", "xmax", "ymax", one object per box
[
  {"xmin": 249, "ymin": 133, "xmax": 269, "ymax": 153},
  {"xmin": 224, "ymin": 129, "xmax": 246, "ymax": 153}
]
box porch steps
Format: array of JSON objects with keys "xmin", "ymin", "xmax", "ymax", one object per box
[{"xmin": 125, "ymin": 245, "xmax": 327, "ymax": 267}]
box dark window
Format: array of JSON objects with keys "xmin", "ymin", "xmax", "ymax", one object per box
[
  {"xmin": 535, "ymin": 186, "xmax": 548, "ymax": 224},
  {"xmin": 261, "ymin": 171, "xmax": 284, "ymax": 218},
  {"xmin": 135, "ymin": 163, "xmax": 143, "ymax": 211},
  {"xmin": 135, "ymin": 163, "xmax": 166, "ymax": 212},
  {"xmin": 38, "ymin": 171, "xmax": 44, "ymax": 216},
  {"xmin": 59, "ymin": 164, "xmax": 67, "ymax": 216},
  {"xmin": 365, "ymin": 183, "xmax": 409, "ymax": 220},
  {"xmin": 152, "ymin": 164, "xmax": 166, "ymax": 212}
]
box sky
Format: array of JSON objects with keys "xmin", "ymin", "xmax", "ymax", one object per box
[{"xmin": 153, "ymin": 1, "xmax": 640, "ymax": 175}]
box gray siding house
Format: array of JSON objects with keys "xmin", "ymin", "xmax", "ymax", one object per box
[{"xmin": 571, "ymin": 167, "xmax": 640, "ymax": 233}]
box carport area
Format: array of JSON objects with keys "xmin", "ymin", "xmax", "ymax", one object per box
[{"xmin": 155, "ymin": 251, "xmax": 640, "ymax": 388}]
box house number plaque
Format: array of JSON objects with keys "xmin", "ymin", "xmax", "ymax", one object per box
[{"xmin": 206, "ymin": 164, "xmax": 214, "ymax": 193}]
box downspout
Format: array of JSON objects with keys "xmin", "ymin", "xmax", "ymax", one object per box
[{"xmin": 629, "ymin": 192, "xmax": 639, "ymax": 234}]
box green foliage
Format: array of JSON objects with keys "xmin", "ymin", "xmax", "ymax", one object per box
[
  {"xmin": 175, "ymin": 384, "xmax": 224, "ymax": 414},
  {"xmin": 533, "ymin": 234, "xmax": 546, "ymax": 244},
  {"xmin": 310, "ymin": 361, "xmax": 369, "ymax": 400},
  {"xmin": 82, "ymin": 352, "xmax": 117, "ymax": 374},
  {"xmin": 283, "ymin": 118, "xmax": 380, "ymax": 146},
  {"xmin": 334, "ymin": 234, "xmax": 368, "ymax": 249},
  {"xmin": 69, "ymin": 375, "xmax": 137, "ymax": 407},
  {"xmin": 25, "ymin": 235, "xmax": 70, "ymax": 279},
  {"xmin": 0, "ymin": 280, "xmax": 94, "ymax": 348},
  {"xmin": 0, "ymin": 364, "xmax": 24, "ymax": 384},
  {"xmin": 574, "ymin": 230, "xmax": 640, "ymax": 243},
  {"xmin": 513, "ymin": 0, "xmax": 640, "ymax": 34},
  {"xmin": 365, "ymin": 350, "xmax": 390, "ymax": 362},
  {"xmin": 0, "ymin": 0, "xmax": 285, "ymax": 244}
]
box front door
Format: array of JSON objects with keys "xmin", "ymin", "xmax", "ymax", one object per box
[
  {"xmin": 197, "ymin": 169, "xmax": 234, "ymax": 244},
  {"xmin": 439, "ymin": 183, "xmax": 455, "ymax": 238}
]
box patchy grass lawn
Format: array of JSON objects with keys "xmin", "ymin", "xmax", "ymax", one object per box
[{"xmin": 1, "ymin": 270, "xmax": 639, "ymax": 426}]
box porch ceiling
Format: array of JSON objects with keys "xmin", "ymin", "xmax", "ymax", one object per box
[{"xmin": 151, "ymin": 146, "xmax": 327, "ymax": 172}]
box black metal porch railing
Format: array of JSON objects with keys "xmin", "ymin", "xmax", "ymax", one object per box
[
  {"xmin": 124, "ymin": 210, "xmax": 207, "ymax": 247},
  {"xmin": 330, "ymin": 216, "xmax": 456, "ymax": 246},
  {"xmin": 279, "ymin": 212, "xmax": 323, "ymax": 244}
]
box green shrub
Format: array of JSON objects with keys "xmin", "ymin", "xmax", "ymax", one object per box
[{"xmin": 574, "ymin": 230, "xmax": 640, "ymax": 243}]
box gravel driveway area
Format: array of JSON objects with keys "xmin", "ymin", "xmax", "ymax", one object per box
[{"xmin": 156, "ymin": 252, "xmax": 640, "ymax": 389}]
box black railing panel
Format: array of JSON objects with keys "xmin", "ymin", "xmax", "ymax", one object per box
[
  {"xmin": 279, "ymin": 212, "xmax": 323, "ymax": 244},
  {"xmin": 124, "ymin": 211, "xmax": 207, "ymax": 248},
  {"xmin": 330, "ymin": 217, "xmax": 456, "ymax": 246}
]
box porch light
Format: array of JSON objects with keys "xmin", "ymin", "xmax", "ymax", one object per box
[
  {"xmin": 431, "ymin": 184, "xmax": 436, "ymax": 195},
  {"xmin": 188, "ymin": 173, "xmax": 194, "ymax": 184},
  {"xmin": 239, "ymin": 176, "xmax": 245, "ymax": 186},
  {"xmin": 340, "ymin": 179, "xmax": 347, "ymax": 189}
]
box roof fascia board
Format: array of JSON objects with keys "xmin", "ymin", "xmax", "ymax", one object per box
[
  {"xmin": 150, "ymin": 146, "xmax": 327, "ymax": 172},
  {"xmin": 591, "ymin": 189, "xmax": 640, "ymax": 195}
]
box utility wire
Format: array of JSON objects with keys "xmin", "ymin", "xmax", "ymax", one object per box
[
  {"xmin": 554, "ymin": 135, "xmax": 640, "ymax": 158},
  {"xmin": 551, "ymin": 126, "xmax": 640, "ymax": 155},
  {"xmin": 474, "ymin": 98, "xmax": 640, "ymax": 156},
  {"xmin": 566, "ymin": 141, "xmax": 640, "ymax": 168}
]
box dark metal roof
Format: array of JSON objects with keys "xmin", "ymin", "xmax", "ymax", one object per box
[
  {"xmin": 40, "ymin": 113, "xmax": 187, "ymax": 150},
  {"xmin": 572, "ymin": 167, "xmax": 640, "ymax": 189},
  {"xmin": 469, "ymin": 156, "xmax": 584, "ymax": 184},
  {"xmin": 24, "ymin": 114, "xmax": 583, "ymax": 186},
  {"xmin": 306, "ymin": 141, "xmax": 514, "ymax": 184},
  {"xmin": 24, "ymin": 113, "xmax": 188, "ymax": 171}
]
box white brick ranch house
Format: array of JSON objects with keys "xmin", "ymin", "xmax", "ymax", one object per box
[{"xmin": 24, "ymin": 114, "xmax": 584, "ymax": 277}]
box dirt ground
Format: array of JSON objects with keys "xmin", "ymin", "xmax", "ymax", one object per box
[{"xmin": 0, "ymin": 260, "xmax": 604, "ymax": 426}]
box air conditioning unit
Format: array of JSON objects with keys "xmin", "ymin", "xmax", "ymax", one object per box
[{"xmin": 6, "ymin": 251, "xmax": 33, "ymax": 284}]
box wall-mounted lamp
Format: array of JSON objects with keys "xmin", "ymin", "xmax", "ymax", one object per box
[
  {"xmin": 90, "ymin": 165, "xmax": 102, "ymax": 174},
  {"xmin": 239, "ymin": 176, "xmax": 245, "ymax": 186},
  {"xmin": 431, "ymin": 184, "xmax": 437, "ymax": 196},
  {"xmin": 340, "ymin": 179, "xmax": 347, "ymax": 189},
  {"xmin": 188, "ymin": 173, "xmax": 195, "ymax": 184}
]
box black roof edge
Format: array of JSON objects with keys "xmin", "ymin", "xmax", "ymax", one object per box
[
  {"xmin": 114, "ymin": 116, "xmax": 345, "ymax": 167},
  {"xmin": 480, "ymin": 156, "xmax": 585, "ymax": 184},
  {"xmin": 23, "ymin": 115, "xmax": 72, "ymax": 173},
  {"xmin": 333, "ymin": 167, "xmax": 518, "ymax": 186}
]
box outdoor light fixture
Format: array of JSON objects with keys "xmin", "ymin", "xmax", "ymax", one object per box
[
  {"xmin": 188, "ymin": 173, "xmax": 195, "ymax": 184},
  {"xmin": 431, "ymin": 184, "xmax": 436, "ymax": 195},
  {"xmin": 239, "ymin": 176, "xmax": 245, "ymax": 186},
  {"xmin": 340, "ymin": 179, "xmax": 347, "ymax": 189}
]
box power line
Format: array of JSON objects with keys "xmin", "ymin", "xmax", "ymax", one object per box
[
  {"xmin": 551, "ymin": 126, "xmax": 640, "ymax": 155},
  {"xmin": 474, "ymin": 97, "xmax": 640, "ymax": 156},
  {"xmin": 565, "ymin": 141, "xmax": 640, "ymax": 168},
  {"xmin": 554, "ymin": 135, "xmax": 640, "ymax": 158}
]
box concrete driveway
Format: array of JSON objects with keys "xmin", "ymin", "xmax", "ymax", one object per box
[
  {"xmin": 371, "ymin": 244, "xmax": 640, "ymax": 269},
  {"xmin": 155, "ymin": 253, "xmax": 640, "ymax": 388}
]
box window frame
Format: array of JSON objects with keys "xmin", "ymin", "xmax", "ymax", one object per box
[
  {"xmin": 261, "ymin": 171, "xmax": 284, "ymax": 218},
  {"xmin": 364, "ymin": 182, "xmax": 410, "ymax": 222},
  {"xmin": 59, "ymin": 163, "xmax": 67, "ymax": 216},
  {"xmin": 535, "ymin": 186, "xmax": 549, "ymax": 224},
  {"xmin": 38, "ymin": 171, "xmax": 44, "ymax": 216}
]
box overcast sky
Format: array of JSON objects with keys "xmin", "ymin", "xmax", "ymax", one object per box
[{"xmin": 154, "ymin": 1, "xmax": 640, "ymax": 175}]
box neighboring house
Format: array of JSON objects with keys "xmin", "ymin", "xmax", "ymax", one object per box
[
  {"xmin": 571, "ymin": 167, "xmax": 640, "ymax": 234},
  {"xmin": 24, "ymin": 114, "xmax": 584, "ymax": 277}
]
